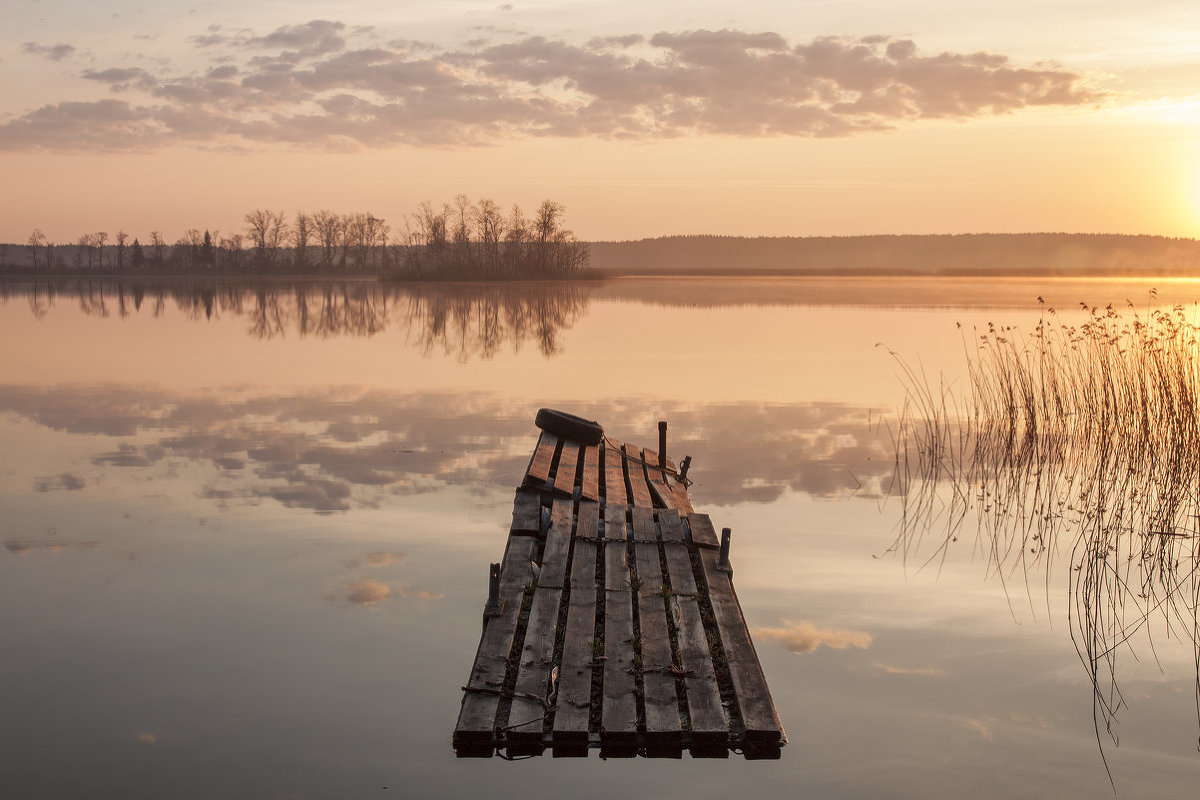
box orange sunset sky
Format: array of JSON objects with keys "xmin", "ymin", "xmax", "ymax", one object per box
[{"xmin": 3, "ymin": 0, "xmax": 1198, "ymax": 243}]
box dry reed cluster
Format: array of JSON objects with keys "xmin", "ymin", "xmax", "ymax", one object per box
[{"xmin": 887, "ymin": 292, "xmax": 1200, "ymax": 768}]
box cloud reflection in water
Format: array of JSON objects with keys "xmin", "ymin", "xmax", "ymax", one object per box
[{"xmin": 0, "ymin": 385, "xmax": 895, "ymax": 514}]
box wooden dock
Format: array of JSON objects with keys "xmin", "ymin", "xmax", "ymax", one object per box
[{"xmin": 453, "ymin": 422, "xmax": 786, "ymax": 759}]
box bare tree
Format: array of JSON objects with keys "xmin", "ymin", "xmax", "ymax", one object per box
[
  {"xmin": 244, "ymin": 209, "xmax": 289, "ymax": 267},
  {"xmin": 293, "ymin": 212, "xmax": 312, "ymax": 269},
  {"xmin": 94, "ymin": 231, "xmax": 109, "ymax": 269},
  {"xmin": 504, "ymin": 204, "xmax": 528, "ymax": 276},
  {"xmin": 115, "ymin": 230, "xmax": 128, "ymax": 271},
  {"xmin": 474, "ymin": 198, "xmax": 505, "ymax": 279},
  {"xmin": 149, "ymin": 231, "xmax": 166, "ymax": 268},
  {"xmin": 313, "ymin": 210, "xmax": 341, "ymax": 269},
  {"xmin": 452, "ymin": 194, "xmax": 475, "ymax": 275},
  {"xmin": 74, "ymin": 235, "xmax": 90, "ymax": 270},
  {"xmin": 219, "ymin": 233, "xmax": 245, "ymax": 270},
  {"xmin": 27, "ymin": 229, "xmax": 46, "ymax": 270}
]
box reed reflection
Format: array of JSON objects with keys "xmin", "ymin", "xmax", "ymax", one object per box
[
  {"xmin": 889, "ymin": 297, "xmax": 1200, "ymax": 768},
  {"xmin": 2, "ymin": 280, "xmax": 590, "ymax": 358}
]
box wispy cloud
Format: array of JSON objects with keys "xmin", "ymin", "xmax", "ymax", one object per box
[
  {"xmin": 874, "ymin": 662, "xmax": 944, "ymax": 676},
  {"xmin": 32, "ymin": 472, "xmax": 87, "ymax": 492},
  {"xmin": 21, "ymin": 42, "xmax": 77, "ymax": 61},
  {"xmin": 0, "ymin": 22, "xmax": 1102, "ymax": 153},
  {"xmin": 754, "ymin": 619, "xmax": 873, "ymax": 654}
]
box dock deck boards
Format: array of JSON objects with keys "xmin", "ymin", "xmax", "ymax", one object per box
[{"xmin": 455, "ymin": 421, "xmax": 786, "ymax": 759}]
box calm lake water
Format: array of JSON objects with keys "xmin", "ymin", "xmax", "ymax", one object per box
[{"xmin": 4, "ymin": 276, "xmax": 1200, "ymax": 798}]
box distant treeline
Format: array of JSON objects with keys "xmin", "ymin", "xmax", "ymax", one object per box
[
  {"xmin": 2, "ymin": 198, "xmax": 588, "ymax": 281},
  {"xmin": 587, "ymin": 234, "xmax": 1200, "ymax": 275},
  {"xmin": 7, "ymin": 229, "xmax": 1200, "ymax": 279}
]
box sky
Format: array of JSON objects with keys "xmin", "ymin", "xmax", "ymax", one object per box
[{"xmin": 3, "ymin": 0, "xmax": 1199, "ymax": 243}]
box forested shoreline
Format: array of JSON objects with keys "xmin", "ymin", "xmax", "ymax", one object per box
[
  {"xmin": 2, "ymin": 197, "xmax": 589, "ymax": 281},
  {"xmin": 588, "ymin": 233, "xmax": 1200, "ymax": 275},
  {"xmin": 4, "ymin": 227, "xmax": 1200, "ymax": 278}
]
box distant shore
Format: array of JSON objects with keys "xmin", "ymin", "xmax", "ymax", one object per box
[{"xmin": 3, "ymin": 233, "xmax": 1199, "ymax": 278}]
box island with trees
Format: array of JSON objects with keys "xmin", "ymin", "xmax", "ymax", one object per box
[{"xmin": 3, "ymin": 197, "xmax": 590, "ymax": 281}]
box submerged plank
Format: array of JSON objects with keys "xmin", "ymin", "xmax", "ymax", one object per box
[
  {"xmin": 631, "ymin": 507, "xmax": 681, "ymax": 741},
  {"xmin": 698, "ymin": 548, "xmax": 785, "ymax": 746},
  {"xmin": 527, "ymin": 431, "xmax": 558, "ymax": 485},
  {"xmin": 455, "ymin": 535, "xmax": 538, "ymax": 749},
  {"xmin": 603, "ymin": 439, "xmax": 627, "ymax": 508}
]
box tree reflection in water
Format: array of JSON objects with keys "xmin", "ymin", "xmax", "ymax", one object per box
[
  {"xmin": 888, "ymin": 300, "xmax": 1200, "ymax": 775},
  {"xmin": 1, "ymin": 279, "xmax": 590, "ymax": 359}
]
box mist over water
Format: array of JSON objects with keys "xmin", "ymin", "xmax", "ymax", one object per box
[{"xmin": 4, "ymin": 276, "xmax": 1200, "ymax": 798}]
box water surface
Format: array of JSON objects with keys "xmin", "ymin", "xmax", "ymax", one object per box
[{"xmin": 3, "ymin": 276, "xmax": 1200, "ymax": 798}]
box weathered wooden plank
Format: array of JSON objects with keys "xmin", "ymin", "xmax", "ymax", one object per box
[
  {"xmin": 624, "ymin": 445, "xmax": 654, "ymax": 508},
  {"xmin": 454, "ymin": 535, "xmax": 539, "ymax": 750},
  {"xmin": 553, "ymin": 441, "xmax": 580, "ymax": 496},
  {"xmin": 580, "ymin": 443, "xmax": 600, "ymax": 501},
  {"xmin": 602, "ymin": 439, "xmax": 627, "ymax": 508},
  {"xmin": 575, "ymin": 499, "xmax": 599, "ymax": 540},
  {"xmin": 656, "ymin": 507, "xmax": 727, "ymax": 750},
  {"xmin": 631, "ymin": 507, "xmax": 681, "ymax": 741},
  {"xmin": 644, "ymin": 456, "xmax": 689, "ymax": 514},
  {"xmin": 507, "ymin": 499, "xmax": 574, "ymax": 745},
  {"xmin": 642, "ymin": 449, "xmax": 675, "ymax": 510},
  {"xmin": 658, "ymin": 510, "xmax": 697, "ymax": 596},
  {"xmin": 552, "ymin": 531, "xmax": 598, "ymax": 748},
  {"xmin": 698, "ymin": 548, "xmax": 785, "ymax": 746},
  {"xmin": 541, "ymin": 498, "xmax": 574, "ymax": 585},
  {"xmin": 686, "ymin": 512, "xmax": 721, "ymax": 549},
  {"xmin": 510, "ymin": 489, "xmax": 542, "ymax": 535},
  {"xmin": 672, "ymin": 592, "xmax": 729, "ymax": 748},
  {"xmin": 602, "ymin": 531, "xmax": 637, "ymax": 743},
  {"xmin": 527, "ymin": 431, "xmax": 558, "ymax": 484},
  {"xmin": 667, "ymin": 477, "xmax": 694, "ymax": 515}
]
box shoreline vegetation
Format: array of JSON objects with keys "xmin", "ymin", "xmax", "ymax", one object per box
[
  {"xmin": 2, "ymin": 216, "xmax": 1199, "ymax": 279},
  {"xmin": 4, "ymin": 198, "xmax": 591, "ymax": 282}
]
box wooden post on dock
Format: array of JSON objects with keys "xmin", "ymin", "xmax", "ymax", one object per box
[
  {"xmin": 658, "ymin": 421, "xmax": 667, "ymax": 468},
  {"xmin": 719, "ymin": 528, "xmax": 733, "ymax": 574},
  {"xmin": 483, "ymin": 562, "xmax": 501, "ymax": 619}
]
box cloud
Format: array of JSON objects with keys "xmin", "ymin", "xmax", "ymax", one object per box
[
  {"xmin": 344, "ymin": 577, "xmax": 391, "ymax": 605},
  {"xmin": 247, "ymin": 20, "xmax": 347, "ymax": 60},
  {"xmin": 33, "ymin": 473, "xmax": 87, "ymax": 492},
  {"xmin": 874, "ymin": 662, "xmax": 944, "ymax": 676},
  {"xmin": 82, "ymin": 68, "xmax": 160, "ymax": 93},
  {"xmin": 754, "ymin": 619, "xmax": 873, "ymax": 654},
  {"xmin": 21, "ymin": 42, "xmax": 77, "ymax": 61},
  {"xmin": 5, "ymin": 538, "xmax": 102, "ymax": 555},
  {"xmin": 0, "ymin": 23, "xmax": 1102, "ymax": 152}
]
